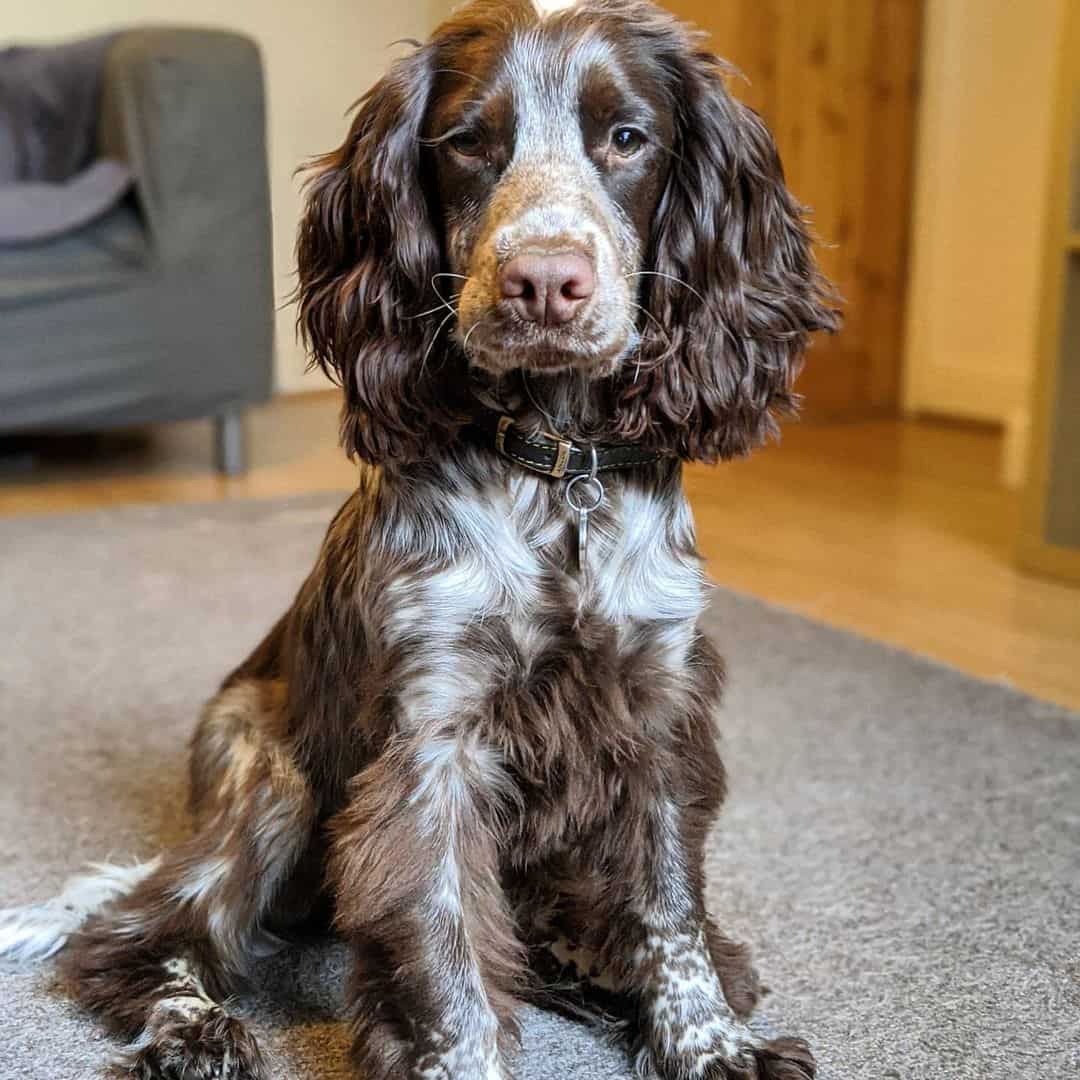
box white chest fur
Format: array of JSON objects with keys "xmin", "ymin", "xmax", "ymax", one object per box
[
  {"xmin": 384, "ymin": 473, "xmax": 707, "ymax": 650},
  {"xmin": 585, "ymin": 482, "xmax": 707, "ymax": 624},
  {"xmin": 381, "ymin": 475, "xmax": 708, "ymax": 730}
]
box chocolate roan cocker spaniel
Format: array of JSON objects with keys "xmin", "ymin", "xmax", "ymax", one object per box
[{"xmin": 1, "ymin": 1, "xmax": 837, "ymax": 1077}]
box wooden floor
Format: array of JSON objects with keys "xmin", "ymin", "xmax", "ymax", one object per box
[{"xmin": 2, "ymin": 391, "xmax": 1078, "ymax": 711}]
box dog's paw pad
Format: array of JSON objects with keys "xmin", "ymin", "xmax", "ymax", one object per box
[{"xmin": 115, "ymin": 1010, "xmax": 265, "ymax": 1080}]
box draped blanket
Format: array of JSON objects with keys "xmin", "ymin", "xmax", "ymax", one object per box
[{"xmin": 0, "ymin": 33, "xmax": 132, "ymax": 244}]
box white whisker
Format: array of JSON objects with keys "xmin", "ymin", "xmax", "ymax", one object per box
[
  {"xmin": 615, "ymin": 316, "xmax": 646, "ymax": 382},
  {"xmin": 629, "ymin": 301, "xmax": 671, "ymax": 347},
  {"xmin": 420, "ymin": 309, "xmax": 457, "ymax": 377},
  {"xmin": 407, "ymin": 294, "xmax": 462, "ymax": 321},
  {"xmin": 626, "ymin": 270, "xmax": 707, "ymax": 307},
  {"xmin": 462, "ymin": 319, "xmax": 486, "ymax": 353},
  {"xmin": 430, "ymin": 275, "xmax": 465, "ymax": 315}
]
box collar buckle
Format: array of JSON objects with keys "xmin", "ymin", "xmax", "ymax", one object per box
[
  {"xmin": 548, "ymin": 437, "xmax": 573, "ymax": 478},
  {"xmin": 495, "ymin": 415, "xmax": 513, "ymax": 457}
]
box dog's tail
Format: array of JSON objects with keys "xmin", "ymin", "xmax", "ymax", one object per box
[{"xmin": 0, "ymin": 859, "xmax": 160, "ymax": 963}]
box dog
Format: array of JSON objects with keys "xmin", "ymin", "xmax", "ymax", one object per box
[{"xmin": 0, "ymin": 1, "xmax": 837, "ymax": 1077}]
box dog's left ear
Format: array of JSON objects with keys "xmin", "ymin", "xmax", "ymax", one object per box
[
  {"xmin": 614, "ymin": 34, "xmax": 840, "ymax": 461},
  {"xmin": 295, "ymin": 43, "xmax": 464, "ymax": 464}
]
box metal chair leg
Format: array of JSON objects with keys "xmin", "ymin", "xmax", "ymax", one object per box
[{"xmin": 214, "ymin": 410, "xmax": 247, "ymax": 476}]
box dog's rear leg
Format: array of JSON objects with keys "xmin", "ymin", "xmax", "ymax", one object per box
[{"xmin": 60, "ymin": 683, "xmax": 318, "ymax": 1079}]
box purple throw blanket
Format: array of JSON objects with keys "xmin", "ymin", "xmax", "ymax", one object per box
[{"xmin": 0, "ymin": 33, "xmax": 133, "ymax": 244}]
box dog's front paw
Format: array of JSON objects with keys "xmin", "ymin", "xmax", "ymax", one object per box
[
  {"xmin": 408, "ymin": 1027, "xmax": 510, "ymax": 1080},
  {"xmin": 745, "ymin": 1037, "xmax": 816, "ymax": 1080},
  {"xmin": 638, "ymin": 1033, "xmax": 815, "ymax": 1080},
  {"xmin": 115, "ymin": 1009, "xmax": 265, "ymax": 1080}
]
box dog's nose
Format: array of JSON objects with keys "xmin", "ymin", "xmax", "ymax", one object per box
[{"xmin": 498, "ymin": 253, "xmax": 595, "ymax": 325}]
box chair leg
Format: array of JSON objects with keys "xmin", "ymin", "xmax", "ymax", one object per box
[{"xmin": 214, "ymin": 411, "xmax": 247, "ymax": 476}]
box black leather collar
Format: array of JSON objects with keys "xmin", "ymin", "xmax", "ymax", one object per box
[{"xmin": 468, "ymin": 401, "xmax": 665, "ymax": 479}]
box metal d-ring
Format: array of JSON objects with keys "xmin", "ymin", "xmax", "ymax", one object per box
[{"xmin": 564, "ymin": 472, "xmax": 604, "ymax": 514}]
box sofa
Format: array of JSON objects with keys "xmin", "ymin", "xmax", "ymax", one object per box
[{"xmin": 0, "ymin": 28, "xmax": 274, "ymax": 474}]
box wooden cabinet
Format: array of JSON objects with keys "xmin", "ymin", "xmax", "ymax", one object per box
[
  {"xmin": 661, "ymin": 0, "xmax": 922, "ymax": 420},
  {"xmin": 1019, "ymin": 0, "xmax": 1080, "ymax": 584}
]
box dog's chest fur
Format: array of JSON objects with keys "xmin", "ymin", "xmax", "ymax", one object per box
[
  {"xmin": 376, "ymin": 457, "xmax": 706, "ymax": 674},
  {"xmin": 363, "ymin": 453, "xmax": 711, "ymax": 849}
]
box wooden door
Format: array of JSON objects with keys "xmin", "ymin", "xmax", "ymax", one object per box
[
  {"xmin": 1019, "ymin": 0, "xmax": 1080, "ymax": 584},
  {"xmin": 662, "ymin": 0, "xmax": 922, "ymax": 419}
]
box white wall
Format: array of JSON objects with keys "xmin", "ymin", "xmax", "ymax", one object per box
[
  {"xmin": 6, "ymin": 0, "xmax": 449, "ymax": 392},
  {"xmin": 903, "ymin": 0, "xmax": 1065, "ymax": 470}
]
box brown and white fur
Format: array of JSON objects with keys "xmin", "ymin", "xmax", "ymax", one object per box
[{"xmin": 0, "ymin": 2, "xmax": 837, "ymax": 1078}]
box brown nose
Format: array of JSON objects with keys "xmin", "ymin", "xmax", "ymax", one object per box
[{"xmin": 498, "ymin": 252, "xmax": 595, "ymax": 325}]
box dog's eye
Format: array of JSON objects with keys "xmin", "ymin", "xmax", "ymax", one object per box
[
  {"xmin": 611, "ymin": 127, "xmax": 646, "ymax": 156},
  {"xmin": 448, "ymin": 130, "xmax": 484, "ymax": 158}
]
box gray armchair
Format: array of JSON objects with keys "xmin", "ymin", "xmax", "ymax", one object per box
[{"xmin": 0, "ymin": 29, "xmax": 274, "ymax": 474}]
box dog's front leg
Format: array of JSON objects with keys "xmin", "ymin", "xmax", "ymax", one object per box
[
  {"xmin": 603, "ymin": 795, "xmax": 815, "ymax": 1080},
  {"xmin": 327, "ymin": 742, "xmax": 523, "ymax": 1080}
]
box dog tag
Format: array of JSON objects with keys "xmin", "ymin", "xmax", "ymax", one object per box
[
  {"xmin": 577, "ymin": 504, "xmax": 590, "ymax": 570},
  {"xmin": 565, "ymin": 470, "xmax": 604, "ymax": 576}
]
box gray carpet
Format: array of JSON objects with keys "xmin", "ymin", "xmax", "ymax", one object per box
[{"xmin": 0, "ymin": 494, "xmax": 1077, "ymax": 1080}]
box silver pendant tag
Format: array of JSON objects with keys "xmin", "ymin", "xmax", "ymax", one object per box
[
  {"xmin": 565, "ymin": 445, "xmax": 603, "ymax": 575},
  {"xmin": 577, "ymin": 504, "xmax": 590, "ymax": 568}
]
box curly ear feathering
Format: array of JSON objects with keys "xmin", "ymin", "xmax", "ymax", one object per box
[
  {"xmin": 609, "ymin": 19, "xmax": 840, "ymax": 461},
  {"xmin": 295, "ymin": 41, "xmax": 468, "ymax": 464}
]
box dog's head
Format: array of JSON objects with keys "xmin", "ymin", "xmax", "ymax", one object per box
[{"xmin": 297, "ymin": 0, "xmax": 838, "ymax": 464}]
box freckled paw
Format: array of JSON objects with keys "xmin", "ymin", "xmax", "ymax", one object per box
[
  {"xmin": 638, "ymin": 1034, "xmax": 815, "ymax": 1080},
  {"xmin": 114, "ymin": 1010, "xmax": 265, "ymax": 1080},
  {"xmin": 407, "ymin": 1034, "xmax": 512, "ymax": 1080}
]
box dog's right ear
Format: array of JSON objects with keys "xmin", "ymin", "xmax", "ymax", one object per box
[
  {"xmin": 610, "ymin": 14, "xmax": 839, "ymax": 462},
  {"xmin": 296, "ymin": 44, "xmax": 463, "ymax": 464}
]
